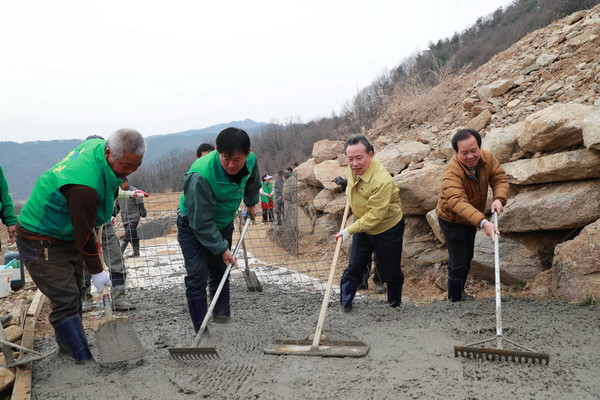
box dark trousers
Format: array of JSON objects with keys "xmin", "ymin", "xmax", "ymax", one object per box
[
  {"xmin": 276, "ymin": 202, "xmax": 284, "ymax": 225},
  {"xmin": 342, "ymin": 218, "xmax": 405, "ymax": 288},
  {"xmin": 122, "ymin": 220, "xmax": 140, "ymax": 253},
  {"xmin": 177, "ymin": 215, "xmax": 233, "ymax": 298},
  {"xmin": 16, "ymin": 234, "xmax": 84, "ymax": 324},
  {"xmin": 438, "ymin": 218, "xmax": 477, "ymax": 287},
  {"xmin": 262, "ymin": 208, "xmax": 274, "ymax": 223}
]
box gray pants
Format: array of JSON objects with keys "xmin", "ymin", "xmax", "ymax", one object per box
[{"xmin": 16, "ymin": 234, "xmax": 84, "ymax": 324}]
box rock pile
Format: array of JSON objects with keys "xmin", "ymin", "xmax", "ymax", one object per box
[{"xmin": 290, "ymin": 5, "xmax": 600, "ymax": 303}]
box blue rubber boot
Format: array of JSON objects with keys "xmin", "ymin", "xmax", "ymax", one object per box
[
  {"xmin": 387, "ymin": 285, "xmax": 402, "ymax": 308},
  {"xmin": 210, "ymin": 281, "xmax": 231, "ymax": 323},
  {"xmin": 340, "ymin": 278, "xmax": 359, "ymax": 312},
  {"xmin": 448, "ymin": 278, "xmax": 463, "ymax": 302},
  {"xmin": 187, "ymin": 295, "xmax": 208, "ymax": 333},
  {"xmin": 52, "ymin": 315, "xmax": 93, "ymax": 362}
]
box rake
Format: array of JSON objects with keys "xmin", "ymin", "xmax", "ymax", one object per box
[
  {"xmin": 169, "ymin": 217, "xmax": 251, "ymax": 360},
  {"xmin": 264, "ymin": 200, "xmax": 369, "ymax": 357},
  {"xmin": 454, "ymin": 212, "xmax": 550, "ymax": 365}
]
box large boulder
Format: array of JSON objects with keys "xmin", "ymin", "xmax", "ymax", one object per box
[
  {"xmin": 582, "ymin": 107, "xmax": 600, "ymax": 150},
  {"xmin": 296, "ymin": 181, "xmax": 319, "ymax": 208},
  {"xmin": 482, "ymin": 121, "xmax": 523, "ymax": 163},
  {"xmin": 295, "ymin": 158, "xmax": 322, "ymax": 188},
  {"xmin": 503, "ymin": 148, "xmax": 600, "ymax": 185},
  {"xmin": 297, "ymin": 207, "xmax": 315, "ymax": 234},
  {"xmin": 517, "ymin": 103, "xmax": 593, "ymax": 153},
  {"xmin": 313, "ymin": 160, "xmax": 347, "ymax": 190},
  {"xmin": 323, "ymin": 193, "xmax": 346, "ymax": 215},
  {"xmin": 312, "ymin": 140, "xmax": 344, "ymax": 163},
  {"xmin": 466, "ymin": 108, "xmax": 492, "ymax": 132},
  {"xmin": 425, "ymin": 209, "xmax": 445, "ymax": 244},
  {"xmin": 313, "ymin": 214, "xmax": 340, "ymax": 239},
  {"xmin": 313, "ymin": 189, "xmax": 335, "ymax": 212},
  {"xmin": 402, "ymin": 216, "xmax": 448, "ymax": 268},
  {"xmin": 471, "ymin": 231, "xmax": 549, "ymax": 284},
  {"xmin": 477, "ymin": 79, "xmax": 514, "ymax": 101},
  {"xmin": 501, "ymin": 180, "xmax": 600, "ymax": 232},
  {"xmin": 393, "ymin": 160, "xmax": 445, "ymax": 215},
  {"xmin": 376, "ymin": 141, "xmax": 430, "ymax": 175},
  {"xmin": 551, "ymin": 218, "xmax": 600, "ymax": 303}
]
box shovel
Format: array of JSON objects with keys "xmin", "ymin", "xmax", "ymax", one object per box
[
  {"xmin": 264, "ymin": 200, "xmax": 369, "ymax": 357},
  {"xmin": 90, "ymin": 285, "xmax": 145, "ymax": 363},
  {"xmin": 169, "ymin": 217, "xmax": 252, "ymax": 360},
  {"xmin": 453, "ymin": 212, "xmax": 550, "ymax": 364},
  {"xmin": 237, "ymin": 213, "xmax": 262, "ymax": 292},
  {"xmin": 90, "ymin": 225, "xmax": 144, "ymax": 363}
]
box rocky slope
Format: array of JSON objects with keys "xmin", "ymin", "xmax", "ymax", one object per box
[{"xmin": 289, "ymin": 5, "xmax": 600, "ymax": 303}]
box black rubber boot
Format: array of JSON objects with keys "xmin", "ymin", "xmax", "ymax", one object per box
[
  {"xmin": 187, "ymin": 295, "xmax": 208, "ymax": 333},
  {"xmin": 340, "ymin": 278, "xmax": 359, "ymax": 312},
  {"xmin": 387, "ymin": 285, "xmax": 402, "ymax": 308},
  {"xmin": 210, "ymin": 281, "xmax": 231, "ymax": 323},
  {"xmin": 52, "ymin": 315, "xmax": 93, "ymax": 362},
  {"xmin": 448, "ymin": 278, "xmax": 463, "ymax": 302},
  {"xmin": 132, "ymin": 239, "xmax": 140, "ymax": 257}
]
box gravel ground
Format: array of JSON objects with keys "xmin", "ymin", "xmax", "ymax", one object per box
[{"xmin": 29, "ymin": 282, "xmax": 600, "ymax": 400}]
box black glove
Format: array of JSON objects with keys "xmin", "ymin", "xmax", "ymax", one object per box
[{"xmin": 332, "ymin": 176, "xmax": 347, "ymax": 191}]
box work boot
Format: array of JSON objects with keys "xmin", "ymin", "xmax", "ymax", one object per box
[
  {"xmin": 187, "ymin": 295, "xmax": 208, "ymax": 333},
  {"xmin": 1, "ymin": 314, "xmax": 13, "ymax": 328},
  {"xmin": 112, "ymin": 287, "xmax": 136, "ymax": 311},
  {"xmin": 52, "ymin": 315, "xmax": 93, "ymax": 362},
  {"xmin": 210, "ymin": 281, "xmax": 231, "ymax": 323},
  {"xmin": 387, "ymin": 285, "xmax": 402, "ymax": 308},
  {"xmin": 448, "ymin": 278, "xmax": 463, "ymax": 302},
  {"xmin": 340, "ymin": 278, "xmax": 359, "ymax": 313},
  {"xmin": 132, "ymin": 240, "xmax": 140, "ymax": 257}
]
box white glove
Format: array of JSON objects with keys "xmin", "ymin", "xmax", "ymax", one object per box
[
  {"xmin": 91, "ymin": 270, "xmax": 112, "ymax": 293},
  {"xmin": 130, "ymin": 189, "xmax": 149, "ymax": 198},
  {"xmin": 334, "ymin": 229, "xmax": 351, "ymax": 242}
]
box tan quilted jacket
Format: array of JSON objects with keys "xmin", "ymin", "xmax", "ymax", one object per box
[{"xmin": 436, "ymin": 149, "xmax": 509, "ymax": 227}]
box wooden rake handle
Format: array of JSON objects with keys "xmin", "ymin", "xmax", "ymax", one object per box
[{"xmin": 311, "ymin": 199, "xmax": 351, "ymax": 349}]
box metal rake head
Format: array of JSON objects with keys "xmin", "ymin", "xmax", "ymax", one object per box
[
  {"xmin": 168, "ymin": 347, "xmax": 219, "ymax": 360},
  {"xmin": 454, "ymin": 345, "xmax": 550, "ymax": 365}
]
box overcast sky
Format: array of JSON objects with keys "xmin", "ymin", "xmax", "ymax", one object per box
[{"xmin": 0, "ymin": 0, "xmax": 513, "ymax": 143}]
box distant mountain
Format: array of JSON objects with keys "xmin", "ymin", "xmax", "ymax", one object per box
[{"xmin": 0, "ymin": 119, "xmax": 270, "ymax": 201}]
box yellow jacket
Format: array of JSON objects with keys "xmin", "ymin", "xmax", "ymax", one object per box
[{"xmin": 346, "ymin": 158, "xmax": 403, "ymax": 235}]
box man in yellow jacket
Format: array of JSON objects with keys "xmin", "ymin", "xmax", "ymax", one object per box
[
  {"xmin": 335, "ymin": 134, "xmax": 405, "ymax": 311},
  {"xmin": 436, "ymin": 129, "xmax": 509, "ymax": 302}
]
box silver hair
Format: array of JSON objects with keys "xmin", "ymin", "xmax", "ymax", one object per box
[{"xmin": 106, "ymin": 128, "xmax": 146, "ymax": 159}]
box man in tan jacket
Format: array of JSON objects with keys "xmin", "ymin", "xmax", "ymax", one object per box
[{"xmin": 436, "ymin": 129, "xmax": 509, "ymax": 302}]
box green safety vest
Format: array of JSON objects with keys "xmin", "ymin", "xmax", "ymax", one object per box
[
  {"xmin": 18, "ymin": 139, "xmax": 123, "ymax": 240},
  {"xmin": 179, "ymin": 151, "xmax": 256, "ymax": 229},
  {"xmin": 260, "ymin": 182, "xmax": 273, "ymax": 203}
]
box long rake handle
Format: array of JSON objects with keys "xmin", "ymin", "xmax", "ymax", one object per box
[
  {"xmin": 492, "ymin": 212, "xmax": 503, "ymax": 347},
  {"xmin": 192, "ymin": 217, "xmax": 252, "ymax": 348},
  {"xmin": 311, "ymin": 200, "xmax": 351, "ymax": 349}
]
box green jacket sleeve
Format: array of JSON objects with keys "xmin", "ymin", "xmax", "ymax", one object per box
[
  {"xmin": 0, "ymin": 167, "xmax": 17, "ymax": 226},
  {"xmin": 184, "ymin": 172, "xmax": 230, "ymax": 255},
  {"xmin": 243, "ymin": 164, "xmax": 260, "ymax": 207}
]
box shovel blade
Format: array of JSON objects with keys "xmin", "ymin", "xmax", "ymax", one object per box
[
  {"xmin": 243, "ymin": 270, "xmax": 263, "ymax": 292},
  {"xmin": 93, "ymin": 317, "xmax": 144, "ymax": 363}
]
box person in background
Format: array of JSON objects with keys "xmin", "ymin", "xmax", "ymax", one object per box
[
  {"xmin": 260, "ymin": 174, "xmax": 274, "ymax": 225},
  {"xmin": 177, "ymin": 128, "xmax": 260, "ymax": 331},
  {"xmin": 0, "ymin": 165, "xmax": 16, "ymax": 250},
  {"xmin": 274, "ymin": 171, "xmax": 286, "ymax": 225},
  {"xmin": 335, "ymin": 134, "xmax": 405, "ymax": 311},
  {"xmin": 196, "ymin": 143, "xmax": 215, "ymax": 158},
  {"xmin": 117, "ymin": 178, "xmax": 147, "ymax": 257},
  {"xmin": 15, "ymin": 129, "xmax": 145, "ymax": 362},
  {"xmin": 435, "ymin": 128, "xmax": 509, "ymax": 302}
]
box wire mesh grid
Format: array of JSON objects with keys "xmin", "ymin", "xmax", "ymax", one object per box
[{"xmin": 95, "ymin": 182, "xmax": 369, "ymax": 322}]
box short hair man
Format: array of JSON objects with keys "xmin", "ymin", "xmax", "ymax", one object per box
[
  {"xmin": 177, "ymin": 128, "xmax": 260, "ymax": 331},
  {"xmin": 435, "ymin": 129, "xmax": 509, "ymax": 301},
  {"xmin": 15, "ymin": 129, "xmax": 145, "ymax": 361},
  {"xmin": 196, "ymin": 143, "xmax": 215, "ymax": 158},
  {"xmin": 116, "ymin": 178, "xmax": 147, "ymax": 257},
  {"xmin": 335, "ymin": 134, "xmax": 405, "ymax": 311}
]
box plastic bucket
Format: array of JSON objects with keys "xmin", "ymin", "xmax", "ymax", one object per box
[
  {"xmin": 0, "ymin": 269, "xmax": 11, "ymax": 298},
  {"xmin": 3, "ymin": 251, "xmax": 25, "ymax": 291}
]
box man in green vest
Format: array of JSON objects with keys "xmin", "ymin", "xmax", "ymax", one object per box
[
  {"xmin": 15, "ymin": 128, "xmax": 146, "ymax": 362},
  {"xmin": 177, "ymin": 127, "xmax": 260, "ymax": 332}
]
